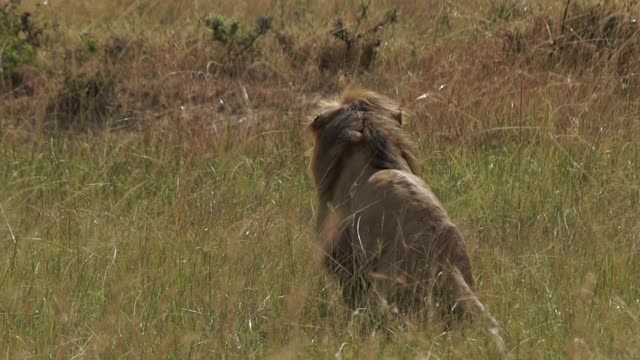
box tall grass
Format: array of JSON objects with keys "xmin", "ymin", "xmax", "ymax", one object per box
[{"xmin": 1, "ymin": 0, "xmax": 639, "ymax": 358}]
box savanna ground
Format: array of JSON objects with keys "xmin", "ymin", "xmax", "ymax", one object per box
[{"xmin": 1, "ymin": 0, "xmax": 639, "ymax": 358}]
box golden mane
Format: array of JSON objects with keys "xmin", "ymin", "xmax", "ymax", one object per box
[{"xmin": 308, "ymin": 87, "xmax": 420, "ymax": 199}]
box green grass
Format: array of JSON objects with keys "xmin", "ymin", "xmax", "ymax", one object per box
[
  {"xmin": 1, "ymin": 128, "xmax": 638, "ymax": 358},
  {"xmin": 1, "ymin": 0, "xmax": 640, "ymax": 358}
]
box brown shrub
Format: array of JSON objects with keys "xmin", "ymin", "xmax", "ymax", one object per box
[{"xmin": 503, "ymin": 2, "xmax": 640, "ymax": 76}]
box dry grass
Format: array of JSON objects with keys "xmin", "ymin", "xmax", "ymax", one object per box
[{"xmin": 1, "ymin": 0, "xmax": 639, "ymax": 358}]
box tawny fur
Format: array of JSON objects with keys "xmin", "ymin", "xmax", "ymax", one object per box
[{"xmin": 308, "ymin": 87, "xmax": 477, "ymax": 320}]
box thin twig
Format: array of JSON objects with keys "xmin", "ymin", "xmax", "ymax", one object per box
[
  {"xmin": 0, "ymin": 206, "xmax": 16, "ymax": 245},
  {"xmin": 0, "ymin": 205, "xmax": 18, "ymax": 288},
  {"xmin": 352, "ymin": 0, "xmax": 373, "ymax": 40},
  {"xmin": 361, "ymin": 8, "xmax": 398, "ymax": 36},
  {"xmin": 561, "ymin": 0, "xmax": 572, "ymax": 35},
  {"xmin": 517, "ymin": 71, "xmax": 524, "ymax": 241}
]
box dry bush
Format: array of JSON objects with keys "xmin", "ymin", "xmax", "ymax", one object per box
[
  {"xmin": 103, "ymin": 35, "xmax": 145, "ymax": 66},
  {"xmin": 275, "ymin": 7, "xmax": 398, "ymax": 75},
  {"xmin": 503, "ymin": 1, "xmax": 640, "ymax": 77},
  {"xmin": 46, "ymin": 71, "xmax": 115, "ymax": 130},
  {"xmin": 41, "ymin": 34, "xmax": 147, "ymax": 130},
  {"xmin": 200, "ymin": 14, "xmax": 274, "ymax": 76}
]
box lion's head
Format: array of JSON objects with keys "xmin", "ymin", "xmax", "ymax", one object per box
[{"xmin": 307, "ymin": 87, "xmax": 419, "ymax": 201}]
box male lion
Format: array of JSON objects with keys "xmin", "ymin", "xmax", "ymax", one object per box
[{"xmin": 307, "ymin": 87, "xmax": 492, "ymax": 324}]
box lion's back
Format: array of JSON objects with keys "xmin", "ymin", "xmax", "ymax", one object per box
[
  {"xmin": 349, "ymin": 169, "xmax": 453, "ymax": 253},
  {"xmin": 362, "ymin": 169, "xmax": 450, "ymax": 223},
  {"xmin": 351, "ymin": 169, "xmax": 474, "ymax": 287}
]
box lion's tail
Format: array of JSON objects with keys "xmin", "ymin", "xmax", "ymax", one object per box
[{"xmin": 450, "ymin": 266, "xmax": 507, "ymax": 357}]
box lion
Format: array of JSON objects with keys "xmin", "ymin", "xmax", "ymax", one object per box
[{"xmin": 307, "ymin": 87, "xmax": 501, "ymax": 331}]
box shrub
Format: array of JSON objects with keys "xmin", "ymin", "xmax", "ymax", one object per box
[
  {"xmin": 46, "ymin": 71, "xmax": 115, "ymax": 130},
  {"xmin": 277, "ymin": 6, "xmax": 398, "ymax": 75},
  {"xmin": 502, "ymin": 1, "xmax": 640, "ymax": 76},
  {"xmin": 0, "ymin": 1, "xmax": 43, "ymax": 88},
  {"xmin": 202, "ymin": 14, "xmax": 273, "ymax": 59}
]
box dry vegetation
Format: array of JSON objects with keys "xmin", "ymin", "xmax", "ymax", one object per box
[{"xmin": 1, "ymin": 0, "xmax": 639, "ymax": 358}]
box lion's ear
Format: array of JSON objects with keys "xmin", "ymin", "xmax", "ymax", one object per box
[
  {"xmin": 309, "ymin": 115, "xmax": 322, "ymax": 131},
  {"xmin": 346, "ymin": 130, "xmax": 363, "ymax": 142},
  {"xmin": 394, "ymin": 110, "xmax": 403, "ymax": 125}
]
